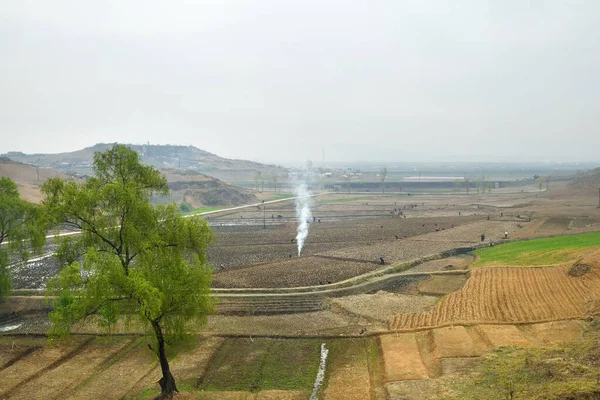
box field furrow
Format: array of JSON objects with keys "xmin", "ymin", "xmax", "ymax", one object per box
[{"xmin": 390, "ymin": 265, "xmax": 600, "ymax": 330}]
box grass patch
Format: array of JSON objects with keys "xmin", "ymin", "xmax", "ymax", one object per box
[
  {"xmin": 472, "ymin": 232, "xmax": 600, "ymax": 267},
  {"xmin": 365, "ymin": 337, "xmax": 384, "ymax": 394},
  {"xmin": 199, "ymin": 338, "xmax": 320, "ymax": 393},
  {"xmin": 446, "ymin": 324, "xmax": 600, "ymax": 400}
]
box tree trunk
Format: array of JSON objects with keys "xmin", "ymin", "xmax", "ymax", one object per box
[{"xmin": 151, "ymin": 319, "xmax": 178, "ymax": 399}]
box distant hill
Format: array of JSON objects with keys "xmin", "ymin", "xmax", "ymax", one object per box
[
  {"xmin": 3, "ymin": 143, "xmax": 287, "ymax": 186},
  {"xmin": 0, "ymin": 157, "xmax": 68, "ymax": 203},
  {"xmin": 0, "ymin": 154, "xmax": 257, "ymax": 208},
  {"xmin": 567, "ymin": 167, "xmax": 600, "ymax": 194},
  {"xmin": 160, "ymin": 167, "xmax": 257, "ymax": 208}
]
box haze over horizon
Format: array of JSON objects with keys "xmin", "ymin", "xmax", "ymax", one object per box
[{"xmin": 1, "ymin": 1, "xmax": 599, "ymax": 164}]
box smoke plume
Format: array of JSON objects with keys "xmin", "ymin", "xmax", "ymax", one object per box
[{"xmin": 295, "ymin": 183, "xmax": 312, "ymax": 255}]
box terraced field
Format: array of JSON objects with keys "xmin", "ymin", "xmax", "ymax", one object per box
[
  {"xmin": 213, "ymin": 256, "xmax": 379, "ymax": 288},
  {"xmin": 390, "ymin": 263, "xmax": 600, "ymax": 330}
]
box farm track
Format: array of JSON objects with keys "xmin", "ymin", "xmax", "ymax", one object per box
[{"xmin": 390, "ymin": 265, "xmax": 600, "ymax": 330}]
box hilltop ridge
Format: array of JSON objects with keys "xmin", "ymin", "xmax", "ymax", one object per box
[{"xmin": 3, "ymin": 143, "xmax": 287, "ymax": 185}]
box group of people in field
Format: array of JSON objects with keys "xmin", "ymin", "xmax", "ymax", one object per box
[{"xmin": 481, "ymin": 231, "xmax": 509, "ymax": 247}]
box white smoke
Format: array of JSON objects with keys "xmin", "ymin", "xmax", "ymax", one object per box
[{"xmin": 295, "ymin": 183, "xmax": 312, "ymax": 256}]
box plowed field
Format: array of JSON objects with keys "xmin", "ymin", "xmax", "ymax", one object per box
[{"xmin": 390, "ymin": 264, "xmax": 600, "ymax": 330}]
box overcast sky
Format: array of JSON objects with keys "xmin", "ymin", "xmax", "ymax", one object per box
[{"xmin": 1, "ymin": 1, "xmax": 599, "ymax": 164}]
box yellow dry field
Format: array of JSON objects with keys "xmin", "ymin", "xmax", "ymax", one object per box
[
  {"xmin": 432, "ymin": 326, "xmax": 488, "ymax": 358},
  {"xmin": 380, "ymin": 333, "xmax": 429, "ymax": 381},
  {"xmin": 195, "ymin": 391, "xmax": 306, "ymax": 400},
  {"xmin": 322, "ymin": 339, "xmax": 372, "ymax": 400},
  {"xmin": 390, "ymin": 263, "xmax": 600, "ymax": 330},
  {"xmin": 475, "ymin": 324, "xmax": 534, "ymax": 347}
]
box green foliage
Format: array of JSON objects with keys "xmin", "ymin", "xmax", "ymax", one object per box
[
  {"xmin": 43, "ymin": 144, "xmax": 214, "ymax": 354},
  {"xmin": 472, "ymin": 232, "xmax": 600, "ymax": 266},
  {"xmin": 0, "ymin": 177, "xmax": 46, "ymax": 297},
  {"xmin": 179, "ymin": 201, "xmax": 193, "ymax": 213}
]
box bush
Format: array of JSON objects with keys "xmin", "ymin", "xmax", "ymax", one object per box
[{"xmin": 179, "ymin": 201, "xmax": 194, "ymax": 213}]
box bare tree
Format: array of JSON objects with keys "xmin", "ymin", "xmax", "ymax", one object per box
[
  {"xmin": 343, "ymin": 174, "xmax": 352, "ymax": 193},
  {"xmin": 305, "ymin": 159, "xmax": 313, "ymax": 188},
  {"xmin": 454, "ymin": 180, "xmax": 461, "ymax": 193},
  {"xmin": 271, "ymin": 172, "xmax": 279, "ymax": 192},
  {"xmin": 380, "ymin": 166, "xmax": 388, "ymax": 194},
  {"xmin": 464, "ymin": 177, "xmax": 470, "ymax": 195},
  {"xmin": 475, "ymin": 179, "xmax": 482, "ymax": 194}
]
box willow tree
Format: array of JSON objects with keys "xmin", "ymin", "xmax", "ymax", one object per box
[
  {"xmin": 42, "ymin": 145, "xmax": 214, "ymax": 399},
  {"xmin": 0, "ymin": 177, "xmax": 45, "ymax": 297}
]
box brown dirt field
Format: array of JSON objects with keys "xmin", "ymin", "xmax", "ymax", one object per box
[
  {"xmin": 406, "ymin": 254, "xmax": 475, "ymax": 273},
  {"xmin": 439, "ymin": 357, "xmax": 481, "ymax": 378},
  {"xmin": 208, "ymin": 215, "xmax": 482, "ymax": 269},
  {"xmin": 193, "ymin": 391, "xmax": 306, "ymax": 400},
  {"xmin": 521, "ymin": 320, "xmax": 585, "ymax": 345},
  {"xmin": 0, "ymin": 320, "xmax": 591, "ymax": 399},
  {"xmin": 0, "ymin": 337, "xmax": 45, "ymax": 367},
  {"xmin": 8, "ymin": 336, "xmax": 134, "ymax": 400},
  {"xmin": 417, "ymin": 275, "xmax": 468, "ymax": 295},
  {"xmin": 390, "ymin": 263, "xmax": 600, "ymax": 330},
  {"xmin": 213, "ymin": 256, "xmax": 379, "ymax": 288},
  {"xmin": 385, "ymin": 379, "xmax": 447, "ymax": 400},
  {"xmin": 124, "ymin": 336, "xmax": 225, "ymax": 399},
  {"xmin": 65, "ymin": 339, "xmax": 156, "ymax": 400},
  {"xmin": 331, "ymin": 292, "xmax": 438, "ymax": 323},
  {"xmin": 380, "ymin": 333, "xmax": 429, "ymax": 381},
  {"xmin": 323, "ymin": 339, "xmax": 371, "ymax": 400},
  {"xmin": 206, "ymin": 311, "xmax": 382, "ymax": 336},
  {"xmin": 321, "ymin": 220, "xmax": 527, "ymax": 264},
  {"xmin": 474, "ymin": 324, "xmax": 534, "ymax": 347},
  {"xmin": 255, "ymin": 391, "xmax": 307, "ymax": 400},
  {"xmin": 0, "ymin": 336, "xmax": 89, "ymax": 398},
  {"xmin": 196, "ymin": 391, "xmax": 253, "ymax": 399},
  {"xmin": 432, "ymin": 326, "xmax": 489, "ymax": 358}
]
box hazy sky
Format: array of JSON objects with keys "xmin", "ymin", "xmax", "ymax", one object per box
[{"xmin": 1, "ymin": 1, "xmax": 599, "ymax": 164}]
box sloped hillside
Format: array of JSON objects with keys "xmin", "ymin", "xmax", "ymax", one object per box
[
  {"xmin": 569, "ymin": 168, "xmax": 600, "ymax": 188},
  {"xmin": 0, "ymin": 157, "xmax": 68, "ymax": 203},
  {"xmin": 161, "ymin": 168, "xmax": 257, "ymax": 208}
]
